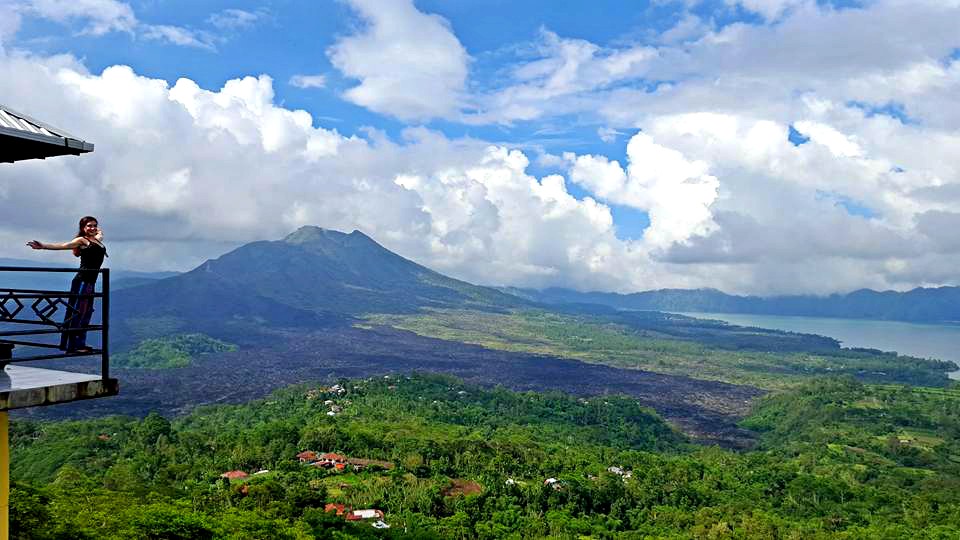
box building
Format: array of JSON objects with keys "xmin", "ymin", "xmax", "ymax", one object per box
[
  {"xmin": 297, "ymin": 450, "xmax": 318, "ymax": 463},
  {"xmin": 324, "ymin": 503, "xmax": 349, "ymax": 517},
  {"xmin": 346, "ymin": 509, "xmax": 385, "ymax": 521}
]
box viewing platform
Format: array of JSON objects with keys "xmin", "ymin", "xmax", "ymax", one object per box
[
  {"xmin": 0, "ymin": 365, "xmax": 117, "ymax": 410},
  {"xmin": 0, "ymin": 266, "xmax": 118, "ymax": 411}
]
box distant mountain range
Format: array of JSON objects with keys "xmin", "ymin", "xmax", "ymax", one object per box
[
  {"xmin": 504, "ymin": 286, "xmax": 960, "ymax": 324},
  {"xmin": 0, "ymin": 257, "xmax": 178, "ymax": 290}
]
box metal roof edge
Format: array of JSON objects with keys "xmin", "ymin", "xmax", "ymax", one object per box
[
  {"xmin": 65, "ymin": 138, "xmax": 95, "ymax": 152},
  {"xmin": 0, "ymin": 125, "xmax": 69, "ymax": 146},
  {"xmin": 0, "ymin": 103, "xmax": 84, "ymax": 141}
]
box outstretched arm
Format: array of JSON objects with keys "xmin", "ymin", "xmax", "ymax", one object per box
[{"xmin": 26, "ymin": 237, "xmax": 87, "ymax": 250}]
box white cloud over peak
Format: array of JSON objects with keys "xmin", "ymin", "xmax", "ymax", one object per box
[
  {"xmin": 0, "ymin": 54, "xmax": 653, "ymax": 292},
  {"xmin": 391, "ymin": 146, "xmax": 633, "ymax": 288},
  {"xmin": 570, "ymin": 131, "xmax": 720, "ymax": 251},
  {"xmin": 328, "ymin": 0, "xmax": 469, "ymax": 121}
]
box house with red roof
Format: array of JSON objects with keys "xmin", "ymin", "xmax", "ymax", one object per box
[
  {"xmin": 220, "ymin": 470, "xmax": 248, "ymax": 480},
  {"xmin": 297, "ymin": 450, "xmax": 318, "ymax": 463},
  {"xmin": 324, "ymin": 503, "xmax": 349, "ymax": 517}
]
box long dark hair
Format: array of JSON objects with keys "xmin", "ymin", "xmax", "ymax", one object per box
[{"xmin": 73, "ymin": 216, "xmax": 98, "ymax": 257}]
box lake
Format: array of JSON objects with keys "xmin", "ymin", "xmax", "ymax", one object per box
[{"xmin": 679, "ymin": 312, "xmax": 960, "ymax": 381}]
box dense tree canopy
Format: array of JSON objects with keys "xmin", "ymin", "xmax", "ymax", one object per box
[{"xmin": 11, "ymin": 375, "xmax": 960, "ymax": 538}]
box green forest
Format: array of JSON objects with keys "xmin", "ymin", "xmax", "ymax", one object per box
[
  {"xmin": 113, "ymin": 334, "xmax": 238, "ymax": 369},
  {"xmin": 12, "ymin": 374, "xmax": 960, "ymax": 539}
]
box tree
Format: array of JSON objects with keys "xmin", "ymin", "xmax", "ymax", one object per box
[{"xmin": 10, "ymin": 483, "xmax": 52, "ymax": 540}]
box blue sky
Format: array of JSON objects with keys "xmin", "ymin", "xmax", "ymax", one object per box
[
  {"xmin": 19, "ymin": 1, "xmax": 665, "ymax": 153},
  {"xmin": 10, "ymin": 0, "xmax": 767, "ymax": 149},
  {"xmin": 1, "ymin": 0, "xmax": 959, "ymax": 295}
]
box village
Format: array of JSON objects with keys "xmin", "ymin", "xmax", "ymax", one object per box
[
  {"xmin": 220, "ymin": 449, "xmax": 395, "ymax": 530},
  {"xmin": 215, "ymin": 379, "xmax": 639, "ymax": 532}
]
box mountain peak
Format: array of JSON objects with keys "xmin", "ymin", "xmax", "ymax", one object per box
[
  {"xmin": 119, "ymin": 226, "xmax": 526, "ymax": 324},
  {"xmin": 283, "ymin": 226, "xmax": 377, "ymax": 247},
  {"xmin": 283, "ymin": 225, "xmax": 338, "ymax": 244}
]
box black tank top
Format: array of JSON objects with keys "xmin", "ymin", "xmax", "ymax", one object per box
[{"xmin": 78, "ymin": 240, "xmax": 107, "ymax": 283}]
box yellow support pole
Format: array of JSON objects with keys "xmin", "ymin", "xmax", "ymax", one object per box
[{"xmin": 0, "ymin": 411, "xmax": 7, "ymax": 540}]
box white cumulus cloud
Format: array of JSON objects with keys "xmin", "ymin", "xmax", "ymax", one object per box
[
  {"xmin": 569, "ymin": 131, "xmax": 719, "ymax": 251},
  {"xmin": 327, "ymin": 0, "xmax": 469, "ymax": 121},
  {"xmin": 0, "ymin": 53, "xmax": 654, "ymax": 292}
]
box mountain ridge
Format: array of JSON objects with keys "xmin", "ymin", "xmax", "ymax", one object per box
[{"xmin": 505, "ymin": 285, "xmax": 960, "ymax": 323}]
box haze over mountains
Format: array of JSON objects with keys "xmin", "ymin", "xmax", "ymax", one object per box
[
  {"xmin": 507, "ymin": 286, "xmax": 960, "ymax": 324},
  {"xmin": 0, "ymin": 257, "xmax": 177, "ymax": 290}
]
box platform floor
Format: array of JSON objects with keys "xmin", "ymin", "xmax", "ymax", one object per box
[{"xmin": 0, "ymin": 366, "xmax": 118, "ymax": 410}]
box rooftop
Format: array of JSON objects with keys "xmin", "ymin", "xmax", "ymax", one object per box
[{"xmin": 0, "ymin": 104, "xmax": 95, "ymax": 163}]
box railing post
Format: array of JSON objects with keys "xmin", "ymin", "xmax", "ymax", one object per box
[
  {"xmin": 0, "ymin": 411, "xmax": 8, "ymax": 540},
  {"xmin": 101, "ymin": 268, "xmax": 109, "ymax": 382},
  {"xmin": 0, "ymin": 345, "xmax": 10, "ymax": 392}
]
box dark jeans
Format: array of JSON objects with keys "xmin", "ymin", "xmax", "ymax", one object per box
[{"xmin": 60, "ymin": 274, "xmax": 96, "ymax": 351}]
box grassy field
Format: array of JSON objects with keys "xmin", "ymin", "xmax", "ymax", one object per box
[{"xmin": 366, "ymin": 309, "xmax": 954, "ymax": 390}]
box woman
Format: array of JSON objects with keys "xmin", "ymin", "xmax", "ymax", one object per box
[{"xmin": 26, "ymin": 216, "xmax": 107, "ymax": 353}]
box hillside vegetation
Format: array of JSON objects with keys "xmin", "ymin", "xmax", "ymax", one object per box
[
  {"xmin": 12, "ymin": 375, "xmax": 960, "ymax": 538},
  {"xmin": 113, "ymin": 333, "xmax": 237, "ymax": 369}
]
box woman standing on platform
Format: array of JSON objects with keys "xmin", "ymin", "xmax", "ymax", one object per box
[{"xmin": 26, "ymin": 216, "xmax": 107, "ymax": 353}]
